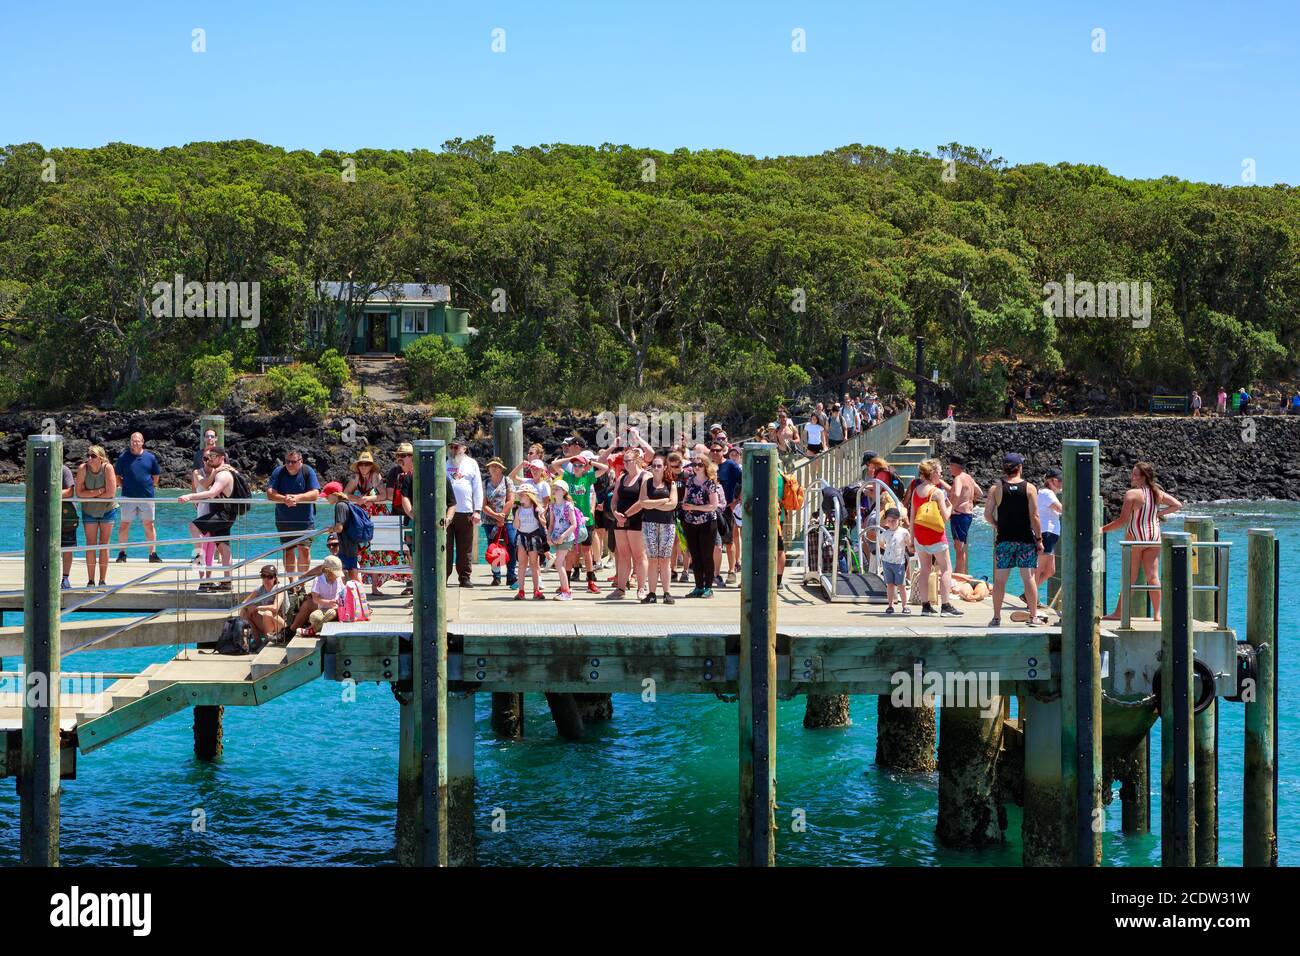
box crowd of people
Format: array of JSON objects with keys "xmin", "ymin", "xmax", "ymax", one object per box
[{"xmin": 55, "ymin": 397, "xmax": 1184, "ymax": 627}]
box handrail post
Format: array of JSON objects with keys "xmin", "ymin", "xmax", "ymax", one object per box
[
  {"xmin": 739, "ymin": 442, "xmax": 777, "ymax": 866},
  {"xmin": 1185, "ymin": 518, "xmax": 1219, "ymax": 866},
  {"xmin": 20, "ymin": 434, "xmax": 63, "ymax": 866},
  {"xmin": 1119, "ymin": 544, "xmax": 1132, "ymax": 628},
  {"xmin": 1060, "ymin": 439, "xmax": 1102, "ymax": 865},
  {"xmin": 396, "ymin": 438, "xmax": 448, "ymax": 866},
  {"xmin": 1159, "ymin": 531, "xmax": 1195, "ymax": 866},
  {"xmin": 1243, "ymin": 528, "xmax": 1277, "ymax": 866}
]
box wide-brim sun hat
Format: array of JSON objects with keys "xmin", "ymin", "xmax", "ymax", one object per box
[
  {"xmin": 350, "ymin": 450, "xmax": 376, "ymax": 472},
  {"xmin": 395, "ymin": 442, "xmax": 414, "ymax": 455},
  {"xmin": 322, "ymin": 555, "xmax": 343, "ymax": 574}
]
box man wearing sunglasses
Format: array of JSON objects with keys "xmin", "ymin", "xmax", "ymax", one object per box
[{"xmin": 267, "ymin": 447, "xmax": 321, "ymax": 582}]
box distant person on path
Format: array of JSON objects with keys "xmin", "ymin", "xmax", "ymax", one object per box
[
  {"xmin": 114, "ymin": 431, "xmax": 161, "ymax": 563},
  {"xmin": 1102, "ymin": 462, "xmax": 1183, "ymax": 621},
  {"xmin": 266, "ymin": 448, "xmax": 320, "ymax": 584},
  {"xmin": 1238, "ymin": 386, "xmax": 1251, "ymax": 416},
  {"xmin": 802, "ymin": 413, "xmax": 826, "ymax": 456},
  {"xmin": 842, "ymin": 394, "xmax": 859, "ymax": 436},
  {"xmin": 1035, "ymin": 467, "xmax": 1064, "ymax": 597},
  {"xmin": 1216, "ymin": 388, "xmax": 1227, "ymax": 415},
  {"xmin": 1004, "ymin": 388, "xmax": 1018, "ymax": 421},
  {"xmin": 1191, "ymin": 391, "xmax": 1202, "ymax": 417},
  {"xmin": 826, "ymin": 403, "xmax": 845, "ymax": 449},
  {"xmin": 947, "ymin": 454, "xmax": 984, "ymax": 576},
  {"xmin": 75, "ymin": 445, "xmax": 118, "ymax": 587},
  {"xmin": 983, "ymin": 453, "xmax": 1042, "ymax": 626},
  {"xmin": 1292, "ymin": 390, "xmax": 1300, "ymax": 415},
  {"xmin": 445, "ymin": 438, "xmax": 484, "ymax": 587}
]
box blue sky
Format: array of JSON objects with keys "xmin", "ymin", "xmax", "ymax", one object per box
[{"xmin": 3, "ymin": 0, "xmax": 1296, "ymax": 185}]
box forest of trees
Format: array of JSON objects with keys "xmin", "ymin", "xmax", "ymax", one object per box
[{"xmin": 0, "ymin": 137, "xmax": 1295, "ymax": 416}]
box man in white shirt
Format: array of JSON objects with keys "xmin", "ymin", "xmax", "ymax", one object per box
[{"xmin": 446, "ymin": 438, "xmax": 484, "ymax": 587}]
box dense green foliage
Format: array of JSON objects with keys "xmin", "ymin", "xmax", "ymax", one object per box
[
  {"xmin": 315, "ymin": 348, "xmax": 350, "ymax": 390},
  {"xmin": 1, "ymin": 138, "xmax": 1296, "ymax": 413},
  {"xmin": 189, "ymin": 351, "xmax": 234, "ymax": 412},
  {"xmin": 264, "ymin": 365, "xmax": 330, "ymax": 418}
]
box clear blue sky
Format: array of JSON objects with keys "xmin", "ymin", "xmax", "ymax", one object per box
[{"xmin": 3, "ymin": 0, "xmax": 1296, "ymax": 185}]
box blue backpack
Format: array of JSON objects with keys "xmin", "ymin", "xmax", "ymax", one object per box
[{"xmin": 342, "ymin": 502, "xmax": 374, "ymax": 546}]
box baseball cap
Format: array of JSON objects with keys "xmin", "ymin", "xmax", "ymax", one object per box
[
  {"xmin": 1002, "ymin": 453, "xmax": 1024, "ymax": 468},
  {"xmin": 322, "ymin": 480, "xmax": 346, "ymax": 496},
  {"xmin": 579, "ymin": 450, "xmax": 597, "ymax": 461},
  {"xmin": 528, "ymin": 458, "xmax": 546, "ymax": 470},
  {"xmin": 564, "ymin": 435, "xmax": 587, "ymax": 448},
  {"xmin": 1045, "ymin": 466, "xmax": 1063, "ymax": 480}
]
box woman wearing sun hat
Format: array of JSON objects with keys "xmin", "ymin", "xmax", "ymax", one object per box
[{"xmin": 345, "ymin": 448, "xmax": 394, "ymax": 597}]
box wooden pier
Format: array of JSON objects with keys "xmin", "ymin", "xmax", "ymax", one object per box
[{"xmin": 0, "ymin": 424, "xmax": 1280, "ymax": 869}]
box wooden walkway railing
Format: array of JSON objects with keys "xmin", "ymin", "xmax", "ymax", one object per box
[{"xmin": 782, "ymin": 409, "xmax": 911, "ymax": 546}]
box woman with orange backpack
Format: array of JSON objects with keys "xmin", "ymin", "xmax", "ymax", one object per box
[{"xmin": 908, "ymin": 459, "xmax": 962, "ymax": 617}]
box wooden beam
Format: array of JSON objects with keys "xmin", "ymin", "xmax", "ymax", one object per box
[
  {"xmin": 20, "ymin": 434, "xmax": 62, "ymax": 866},
  {"xmin": 738, "ymin": 443, "xmax": 777, "ymax": 867},
  {"xmin": 1160, "ymin": 531, "xmax": 1195, "ymax": 866},
  {"xmin": 1243, "ymin": 528, "xmax": 1277, "ymax": 866}
]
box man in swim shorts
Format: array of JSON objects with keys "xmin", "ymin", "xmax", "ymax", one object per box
[{"xmin": 947, "ymin": 454, "xmax": 984, "ymax": 575}]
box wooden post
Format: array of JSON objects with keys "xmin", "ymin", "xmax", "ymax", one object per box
[
  {"xmin": 427, "ymin": 416, "xmax": 455, "ymax": 444},
  {"xmin": 489, "ymin": 407, "xmax": 525, "ymax": 738},
  {"xmin": 739, "ymin": 442, "xmax": 777, "ymax": 866},
  {"xmin": 1021, "ymin": 693, "xmax": 1066, "ymax": 866},
  {"xmin": 395, "ymin": 439, "xmax": 449, "ymax": 866},
  {"xmin": 804, "ymin": 693, "xmax": 851, "ymax": 728},
  {"xmin": 1185, "ymin": 517, "xmax": 1218, "ymax": 866},
  {"xmin": 1060, "ymin": 439, "xmax": 1102, "ymax": 865},
  {"xmin": 21, "ymin": 434, "xmax": 62, "ymax": 866},
  {"xmin": 1119, "ymin": 735, "xmax": 1151, "ymax": 834},
  {"xmin": 936, "ymin": 697, "xmax": 1005, "ymax": 847},
  {"xmin": 194, "ymin": 414, "xmax": 226, "ymax": 756},
  {"xmin": 447, "ymin": 690, "xmax": 476, "ymax": 866},
  {"xmin": 1159, "ymin": 531, "xmax": 1195, "ymax": 866},
  {"xmin": 875, "ymin": 697, "xmax": 937, "ymax": 772},
  {"xmin": 1243, "ymin": 528, "xmax": 1277, "ymax": 866}
]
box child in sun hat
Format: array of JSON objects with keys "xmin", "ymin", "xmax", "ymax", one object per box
[
  {"xmin": 547, "ymin": 479, "xmax": 583, "ymax": 600},
  {"xmin": 511, "ymin": 478, "xmax": 549, "ymax": 601}
]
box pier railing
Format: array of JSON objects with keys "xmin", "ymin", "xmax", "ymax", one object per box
[{"xmin": 783, "ymin": 408, "xmax": 911, "ymax": 545}]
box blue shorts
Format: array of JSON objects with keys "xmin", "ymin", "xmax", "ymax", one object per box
[
  {"xmin": 81, "ymin": 508, "xmax": 118, "ymax": 525},
  {"xmin": 995, "ymin": 540, "xmax": 1038, "ymax": 570},
  {"xmin": 950, "ymin": 513, "xmax": 974, "ymax": 542},
  {"xmin": 882, "ymin": 560, "xmax": 907, "ymax": 586},
  {"xmin": 339, "ymin": 551, "xmax": 359, "ymax": 571}
]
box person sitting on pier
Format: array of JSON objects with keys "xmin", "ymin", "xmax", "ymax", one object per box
[
  {"xmin": 290, "ymin": 555, "xmax": 345, "ymax": 635},
  {"xmin": 1101, "ymin": 461, "xmax": 1183, "ymax": 621},
  {"xmin": 241, "ymin": 564, "xmax": 287, "ymax": 642}
]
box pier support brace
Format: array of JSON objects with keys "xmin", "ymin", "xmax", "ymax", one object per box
[
  {"xmin": 1160, "ymin": 532, "xmax": 1195, "ymax": 866},
  {"xmin": 447, "ymin": 691, "xmax": 476, "ymax": 866},
  {"xmin": 1060, "ymin": 439, "xmax": 1102, "ymax": 865},
  {"xmin": 875, "ymin": 696, "xmax": 937, "ymax": 772},
  {"xmin": 192, "ymin": 705, "xmax": 224, "ymax": 760},
  {"xmin": 395, "ymin": 439, "xmax": 449, "ymax": 866},
  {"xmin": 20, "ymin": 434, "xmax": 63, "ymax": 866},
  {"xmin": 1243, "ymin": 528, "xmax": 1277, "ymax": 866},
  {"xmin": 936, "ymin": 700, "xmax": 1005, "ymax": 847},
  {"xmin": 1185, "ymin": 518, "xmax": 1218, "ymax": 865},
  {"xmin": 573, "ymin": 693, "xmax": 613, "ymax": 723},
  {"xmin": 739, "ymin": 443, "xmax": 778, "ymax": 866},
  {"xmin": 804, "ymin": 694, "xmax": 851, "ymax": 729},
  {"xmin": 489, "ymin": 408, "xmax": 527, "ymax": 739}
]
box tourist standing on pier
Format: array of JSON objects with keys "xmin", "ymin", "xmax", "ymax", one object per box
[
  {"xmin": 802, "ymin": 411, "xmax": 826, "ymax": 456},
  {"xmin": 1035, "ymin": 467, "xmax": 1063, "ymax": 597},
  {"xmin": 510, "ymin": 460, "xmax": 550, "ymax": 600},
  {"xmin": 445, "ymin": 438, "xmax": 483, "ymax": 588},
  {"xmin": 76, "ymin": 445, "xmax": 118, "ymax": 587},
  {"xmin": 947, "ymin": 455, "xmax": 984, "ymax": 576},
  {"xmin": 483, "ymin": 457, "xmax": 518, "ymax": 588},
  {"xmin": 983, "ymin": 453, "xmax": 1042, "ymax": 626},
  {"xmin": 680, "ymin": 452, "xmax": 724, "ymax": 598},
  {"xmin": 1101, "ymin": 461, "xmax": 1183, "ymax": 621},
  {"xmin": 826, "ymin": 403, "xmax": 846, "ymax": 449},
  {"xmin": 636, "ymin": 453, "xmax": 679, "ymax": 604},
  {"xmin": 842, "ymin": 393, "xmax": 859, "ymax": 436},
  {"xmin": 114, "ymin": 432, "xmax": 161, "ymax": 564},
  {"xmin": 346, "ymin": 450, "xmax": 395, "ymax": 597},
  {"xmin": 545, "ymin": 480, "xmax": 580, "ymax": 600},
  {"xmin": 385, "ymin": 443, "xmax": 416, "ymax": 595},
  {"xmin": 179, "ymin": 446, "xmax": 239, "ymax": 591},
  {"xmin": 553, "ymin": 450, "xmax": 605, "ymax": 593},
  {"xmin": 610, "ymin": 447, "xmax": 650, "ymax": 600},
  {"xmin": 267, "ymin": 448, "xmax": 320, "ymax": 584},
  {"xmin": 60, "ymin": 462, "xmax": 78, "ymax": 589},
  {"xmin": 909, "ymin": 459, "xmax": 961, "ymax": 617}
]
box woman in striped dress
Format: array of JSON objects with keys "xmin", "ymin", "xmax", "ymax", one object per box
[{"xmin": 1102, "ymin": 461, "xmax": 1182, "ymax": 621}]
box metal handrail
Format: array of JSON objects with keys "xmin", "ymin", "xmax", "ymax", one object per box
[
  {"xmin": 0, "ymin": 528, "xmax": 327, "ymax": 558},
  {"xmin": 0, "ymin": 497, "xmax": 285, "ymax": 505},
  {"xmin": 1117, "ymin": 536, "xmax": 1232, "ymax": 628},
  {"xmin": 61, "ymin": 609, "xmax": 169, "ymax": 657}
]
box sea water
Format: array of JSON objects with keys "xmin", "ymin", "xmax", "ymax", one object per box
[{"xmin": 0, "ymin": 487, "xmax": 1292, "ymax": 865}]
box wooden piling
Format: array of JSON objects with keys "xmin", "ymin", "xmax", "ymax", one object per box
[
  {"xmin": 1060, "ymin": 439, "xmax": 1102, "ymax": 866},
  {"xmin": 395, "ymin": 439, "xmax": 449, "ymax": 866},
  {"xmin": 1243, "ymin": 528, "xmax": 1277, "ymax": 866},
  {"xmin": 1185, "ymin": 517, "xmax": 1218, "ymax": 866},
  {"xmin": 875, "ymin": 696, "xmax": 937, "ymax": 772},
  {"xmin": 447, "ymin": 690, "xmax": 476, "ymax": 866},
  {"xmin": 1159, "ymin": 531, "xmax": 1195, "ymax": 866},
  {"xmin": 738, "ymin": 443, "xmax": 777, "ymax": 867},
  {"xmin": 489, "ymin": 407, "xmax": 525, "ymax": 738},
  {"xmin": 936, "ymin": 698, "xmax": 1005, "ymax": 847},
  {"xmin": 1118, "ymin": 736, "xmax": 1151, "ymax": 834},
  {"xmin": 804, "ymin": 694, "xmax": 851, "ymax": 728},
  {"xmin": 20, "ymin": 434, "xmax": 63, "ymax": 866},
  {"xmin": 1021, "ymin": 693, "xmax": 1066, "ymax": 866},
  {"xmin": 194, "ymin": 415, "xmax": 226, "ymax": 755}
]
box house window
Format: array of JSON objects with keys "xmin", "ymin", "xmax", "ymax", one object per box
[
  {"xmin": 308, "ymin": 306, "xmax": 325, "ymax": 332},
  {"xmin": 402, "ymin": 309, "xmax": 428, "ymax": 334}
]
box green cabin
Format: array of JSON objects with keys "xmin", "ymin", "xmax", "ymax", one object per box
[{"xmin": 311, "ymin": 282, "xmax": 475, "ymax": 355}]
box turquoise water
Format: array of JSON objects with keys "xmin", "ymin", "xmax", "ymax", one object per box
[{"xmin": 0, "ymin": 486, "xmax": 1292, "ymax": 865}]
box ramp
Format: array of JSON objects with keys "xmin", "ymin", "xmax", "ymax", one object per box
[{"xmin": 819, "ymin": 570, "xmax": 889, "ymax": 603}]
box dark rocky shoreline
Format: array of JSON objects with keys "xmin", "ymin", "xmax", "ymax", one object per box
[{"xmin": 2, "ymin": 403, "xmax": 1296, "ymax": 509}]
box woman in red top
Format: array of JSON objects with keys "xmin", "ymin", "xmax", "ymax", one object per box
[{"xmin": 908, "ymin": 459, "xmax": 961, "ymax": 616}]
